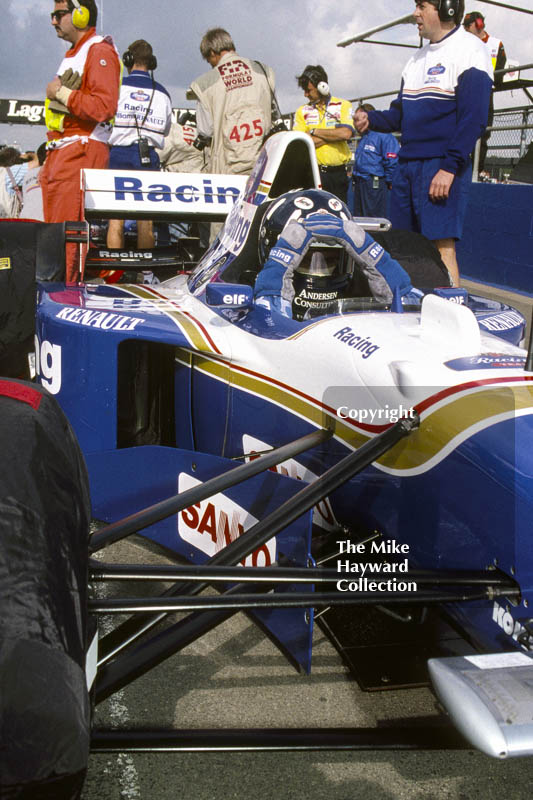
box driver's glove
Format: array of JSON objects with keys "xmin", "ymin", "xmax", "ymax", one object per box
[
  {"xmin": 303, "ymin": 212, "xmax": 411, "ymax": 303},
  {"xmin": 254, "ymin": 221, "xmax": 312, "ymax": 315}
]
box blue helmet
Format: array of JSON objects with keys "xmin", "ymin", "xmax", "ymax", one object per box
[{"xmin": 258, "ymin": 189, "xmax": 352, "ymax": 265}]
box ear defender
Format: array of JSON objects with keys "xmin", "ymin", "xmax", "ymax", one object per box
[
  {"xmin": 303, "ymin": 69, "xmax": 329, "ymax": 96},
  {"xmin": 122, "ymin": 50, "xmax": 134, "ymax": 70},
  {"xmin": 71, "ymin": 0, "xmax": 90, "ymax": 29},
  {"xmin": 122, "ymin": 50, "xmax": 158, "ymax": 71},
  {"xmin": 438, "ymin": 0, "xmax": 460, "ymax": 22}
]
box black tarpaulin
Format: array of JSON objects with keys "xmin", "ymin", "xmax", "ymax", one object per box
[
  {"xmin": 0, "ymin": 221, "xmax": 65, "ymax": 379},
  {"xmin": 0, "ymin": 380, "xmax": 91, "ymax": 799}
]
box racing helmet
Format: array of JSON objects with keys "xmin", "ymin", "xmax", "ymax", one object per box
[{"xmin": 258, "ymin": 189, "xmax": 354, "ymax": 319}]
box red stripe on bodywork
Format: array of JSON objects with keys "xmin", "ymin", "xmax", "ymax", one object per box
[
  {"xmin": 229, "ymin": 362, "xmax": 533, "ymax": 435},
  {"xmin": 139, "ymin": 285, "xmax": 223, "ymax": 355}
]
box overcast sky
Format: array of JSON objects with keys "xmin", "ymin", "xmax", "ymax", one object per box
[{"xmin": 2, "ymin": 0, "xmax": 532, "ymax": 151}]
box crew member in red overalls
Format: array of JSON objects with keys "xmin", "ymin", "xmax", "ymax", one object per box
[{"xmin": 41, "ymin": 1, "xmax": 120, "ymax": 282}]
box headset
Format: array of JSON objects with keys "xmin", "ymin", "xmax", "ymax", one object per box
[
  {"xmin": 122, "ymin": 46, "xmax": 158, "ymax": 72},
  {"xmin": 437, "ymin": 0, "xmax": 462, "ymax": 22},
  {"xmin": 71, "ymin": 0, "xmax": 90, "ymax": 29},
  {"xmin": 303, "ymin": 68, "xmax": 330, "ymax": 97},
  {"xmin": 464, "ymin": 12, "xmax": 485, "ymax": 30}
]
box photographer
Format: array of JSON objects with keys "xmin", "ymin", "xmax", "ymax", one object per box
[
  {"xmin": 107, "ymin": 39, "xmax": 172, "ymax": 250},
  {"xmin": 188, "ymin": 28, "xmax": 276, "ymax": 177}
]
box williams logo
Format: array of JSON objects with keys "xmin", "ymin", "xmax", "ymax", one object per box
[
  {"xmin": 428, "ymin": 64, "xmax": 446, "ymax": 76},
  {"xmin": 130, "ymin": 90, "xmax": 151, "ymax": 102}
]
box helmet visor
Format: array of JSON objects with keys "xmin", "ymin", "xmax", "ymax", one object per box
[{"xmin": 296, "ymin": 242, "xmax": 352, "ymax": 277}]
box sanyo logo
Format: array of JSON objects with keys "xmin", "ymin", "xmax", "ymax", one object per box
[
  {"xmin": 178, "ymin": 473, "xmax": 276, "ymax": 566},
  {"xmin": 113, "ymin": 177, "xmax": 241, "ymax": 205},
  {"xmin": 34, "ymin": 337, "xmax": 62, "ymax": 395},
  {"xmin": 493, "ymin": 601, "xmax": 527, "ymax": 646}
]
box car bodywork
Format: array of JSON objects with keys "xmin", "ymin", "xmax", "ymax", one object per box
[{"xmin": 33, "ymin": 132, "xmax": 533, "ymax": 759}]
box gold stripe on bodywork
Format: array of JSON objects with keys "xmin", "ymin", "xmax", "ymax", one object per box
[
  {"xmin": 190, "ymin": 354, "xmax": 533, "ymax": 473},
  {"xmin": 123, "ymin": 285, "xmax": 218, "ymax": 354},
  {"xmin": 379, "ymin": 384, "xmax": 533, "ymax": 471}
]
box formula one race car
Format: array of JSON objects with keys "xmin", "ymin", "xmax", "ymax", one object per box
[{"xmin": 2, "ymin": 131, "xmax": 533, "ymax": 797}]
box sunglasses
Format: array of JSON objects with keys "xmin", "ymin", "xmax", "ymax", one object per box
[{"xmin": 50, "ymin": 10, "xmax": 71, "ymax": 22}]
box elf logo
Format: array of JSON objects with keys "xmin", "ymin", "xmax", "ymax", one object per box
[{"xmin": 178, "ymin": 473, "xmax": 276, "ymax": 566}]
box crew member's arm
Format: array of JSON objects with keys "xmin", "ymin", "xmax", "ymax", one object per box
[
  {"xmin": 195, "ymin": 102, "xmax": 214, "ymax": 139},
  {"xmin": 362, "ymin": 85, "xmax": 404, "ymax": 134},
  {"xmin": 265, "ymin": 65, "xmax": 279, "ymax": 121},
  {"xmin": 353, "ymin": 109, "xmax": 369, "ymax": 134},
  {"xmin": 292, "ymin": 105, "xmax": 309, "ymax": 134},
  {"xmin": 310, "ymin": 126, "xmax": 352, "ymax": 146},
  {"xmin": 382, "ymin": 133, "xmax": 399, "ymax": 187},
  {"xmin": 53, "ymin": 42, "xmax": 120, "ymax": 122},
  {"xmin": 431, "ymin": 64, "xmax": 492, "ymax": 199},
  {"xmin": 310, "ymin": 99, "xmax": 355, "ymax": 148},
  {"xmin": 161, "ymin": 88, "xmax": 173, "ymax": 138}
]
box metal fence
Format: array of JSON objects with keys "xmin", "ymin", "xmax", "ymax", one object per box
[{"xmin": 482, "ymin": 106, "xmax": 533, "ymax": 180}]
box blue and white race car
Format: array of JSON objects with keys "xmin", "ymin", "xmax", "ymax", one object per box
[{"xmin": 8, "ymin": 131, "xmax": 533, "ymax": 780}]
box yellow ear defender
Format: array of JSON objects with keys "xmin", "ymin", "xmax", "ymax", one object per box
[{"xmin": 71, "ymin": 0, "xmax": 90, "ymax": 29}]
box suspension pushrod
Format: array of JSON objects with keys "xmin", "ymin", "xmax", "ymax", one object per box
[
  {"xmin": 95, "ymin": 583, "xmax": 266, "ymax": 703},
  {"xmin": 198, "ymin": 416, "xmax": 418, "ymax": 572},
  {"xmin": 90, "ymin": 589, "xmax": 494, "ymax": 614},
  {"xmin": 97, "ymin": 416, "xmax": 417, "ymax": 664},
  {"xmin": 89, "ymin": 562, "xmax": 516, "ymax": 587},
  {"xmin": 89, "ymin": 428, "xmax": 332, "ymax": 553}
]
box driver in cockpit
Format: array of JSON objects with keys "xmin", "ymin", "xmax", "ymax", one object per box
[{"xmin": 253, "ymin": 189, "xmax": 412, "ymax": 319}]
